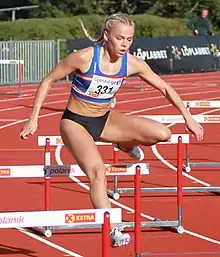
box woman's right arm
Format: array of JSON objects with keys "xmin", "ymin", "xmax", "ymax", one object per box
[{"xmin": 20, "ymin": 48, "xmax": 91, "ymax": 139}]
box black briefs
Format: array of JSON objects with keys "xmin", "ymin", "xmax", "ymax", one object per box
[{"xmin": 61, "ymin": 108, "xmax": 110, "ymax": 141}]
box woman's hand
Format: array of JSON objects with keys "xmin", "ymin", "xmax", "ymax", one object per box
[
  {"xmin": 20, "ymin": 118, "xmax": 38, "ymax": 139},
  {"xmin": 185, "ymin": 116, "xmax": 204, "ymax": 141}
]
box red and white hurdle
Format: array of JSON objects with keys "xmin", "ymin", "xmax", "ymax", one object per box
[
  {"xmin": 38, "ymin": 135, "xmax": 186, "ymax": 236},
  {"xmin": 139, "ymin": 113, "xmax": 220, "ymax": 195},
  {"xmin": 0, "ymin": 59, "xmax": 24, "ymax": 96}
]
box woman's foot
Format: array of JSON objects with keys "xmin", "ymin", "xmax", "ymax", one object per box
[{"xmin": 110, "ymin": 227, "xmax": 131, "ymax": 247}]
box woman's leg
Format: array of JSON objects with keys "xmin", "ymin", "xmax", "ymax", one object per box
[
  {"xmin": 60, "ymin": 118, "xmax": 130, "ymax": 247},
  {"xmin": 100, "ymin": 111, "xmax": 171, "ymax": 149},
  {"xmin": 60, "ymin": 119, "xmax": 110, "ymax": 210}
]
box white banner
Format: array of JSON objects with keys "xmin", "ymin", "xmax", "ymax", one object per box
[
  {"xmin": 0, "ymin": 208, "xmax": 121, "ymax": 228},
  {"xmin": 38, "ymin": 133, "xmax": 189, "ymax": 146},
  {"xmin": 0, "ymin": 163, "xmax": 149, "ymax": 178},
  {"xmin": 141, "ymin": 115, "xmax": 220, "ymax": 123}
]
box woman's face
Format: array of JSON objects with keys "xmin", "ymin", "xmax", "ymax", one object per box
[{"xmin": 104, "ymin": 22, "xmax": 134, "ymax": 58}]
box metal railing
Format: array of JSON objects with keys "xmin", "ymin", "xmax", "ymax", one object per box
[{"xmin": 0, "ymin": 40, "xmax": 64, "ymax": 85}]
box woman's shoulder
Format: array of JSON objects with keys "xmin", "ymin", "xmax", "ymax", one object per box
[
  {"xmin": 65, "ymin": 46, "xmax": 95, "ymax": 71},
  {"xmin": 71, "ymin": 46, "xmax": 94, "ymax": 62},
  {"xmin": 127, "ymin": 52, "xmax": 148, "ymax": 76}
]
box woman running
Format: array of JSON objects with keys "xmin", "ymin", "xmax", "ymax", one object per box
[{"xmin": 20, "ymin": 13, "xmax": 204, "ymax": 247}]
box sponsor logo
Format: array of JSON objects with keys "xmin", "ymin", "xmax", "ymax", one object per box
[
  {"xmin": 88, "ymin": 92, "xmax": 99, "ymax": 97},
  {"xmin": 105, "ymin": 164, "xmax": 127, "ymax": 174},
  {"xmin": 49, "ymin": 166, "xmax": 73, "ymax": 176},
  {"xmin": 204, "ymin": 116, "xmax": 220, "ymax": 121},
  {"xmin": 196, "ymin": 101, "xmax": 210, "ymax": 107},
  {"xmin": 171, "ymin": 45, "xmax": 182, "ymax": 60},
  {"xmin": 65, "ymin": 213, "xmax": 96, "ymax": 223},
  {"xmin": 56, "ymin": 137, "xmax": 63, "ymax": 145},
  {"xmin": 161, "ymin": 117, "xmax": 184, "ymax": 123},
  {"xmin": 0, "ymin": 215, "xmax": 24, "ymax": 225},
  {"xmin": 0, "ymin": 168, "xmax": 11, "ymax": 176}
]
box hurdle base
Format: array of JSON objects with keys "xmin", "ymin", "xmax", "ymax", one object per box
[
  {"xmin": 116, "ymin": 186, "xmax": 220, "ymax": 194},
  {"xmin": 34, "ymin": 220, "xmax": 182, "ymax": 237},
  {"xmin": 182, "ymin": 163, "xmax": 191, "ymax": 173},
  {"xmin": 33, "ymin": 226, "xmax": 52, "ymax": 238},
  {"xmin": 121, "ymin": 220, "xmax": 179, "ymax": 228},
  {"xmin": 188, "ymin": 162, "xmax": 220, "ymax": 168},
  {"xmin": 106, "ymin": 189, "xmax": 120, "ymax": 200}
]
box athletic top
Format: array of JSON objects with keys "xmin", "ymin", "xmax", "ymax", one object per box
[{"xmin": 71, "ymin": 44, "xmax": 127, "ymax": 103}]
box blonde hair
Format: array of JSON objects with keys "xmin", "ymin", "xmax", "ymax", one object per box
[{"xmin": 79, "ymin": 13, "xmax": 134, "ymax": 44}]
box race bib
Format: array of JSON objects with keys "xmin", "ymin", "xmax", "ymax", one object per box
[{"xmin": 85, "ymin": 75, "xmax": 124, "ymax": 99}]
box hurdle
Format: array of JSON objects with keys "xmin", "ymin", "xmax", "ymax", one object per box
[
  {"xmin": 0, "ymin": 59, "xmax": 24, "ymax": 97},
  {"xmin": 0, "ymin": 208, "xmax": 120, "ymax": 257},
  {"xmin": 38, "ymin": 136, "xmax": 185, "ymax": 236},
  {"xmin": 182, "ymin": 100, "xmax": 220, "ymax": 172},
  {"xmin": 138, "ymin": 114, "xmax": 220, "ymax": 196}
]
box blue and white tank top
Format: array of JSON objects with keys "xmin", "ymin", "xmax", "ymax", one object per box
[{"xmin": 71, "ymin": 45, "xmax": 127, "ymax": 103}]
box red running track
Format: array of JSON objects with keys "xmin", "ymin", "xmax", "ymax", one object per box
[{"xmin": 0, "ymin": 72, "xmax": 220, "ymax": 257}]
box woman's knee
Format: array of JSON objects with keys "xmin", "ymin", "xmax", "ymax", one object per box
[
  {"xmin": 158, "ymin": 126, "xmax": 171, "ymax": 142},
  {"xmin": 87, "ymin": 164, "xmax": 107, "ymax": 186}
]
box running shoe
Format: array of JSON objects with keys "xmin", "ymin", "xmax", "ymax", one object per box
[
  {"xmin": 110, "ymin": 227, "xmax": 131, "ymax": 247},
  {"xmin": 116, "ymin": 144, "xmax": 144, "ymax": 161},
  {"xmin": 127, "ymin": 146, "xmax": 144, "ymax": 161}
]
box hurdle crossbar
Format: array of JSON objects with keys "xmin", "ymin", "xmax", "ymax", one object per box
[
  {"xmin": 0, "ymin": 208, "xmax": 116, "ymax": 256},
  {"xmin": 183, "ymin": 100, "xmax": 220, "ymax": 108},
  {"xmin": 141, "ymin": 114, "xmax": 220, "ymax": 123},
  {"xmin": 38, "ymin": 134, "xmax": 190, "ymax": 146},
  {"xmin": 182, "ymin": 101, "xmax": 220, "ymax": 172},
  {"xmin": 0, "ymin": 163, "xmax": 149, "ymax": 178},
  {"xmin": 0, "ymin": 208, "xmax": 121, "ymax": 229}
]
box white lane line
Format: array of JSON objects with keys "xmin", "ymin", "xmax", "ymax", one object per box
[{"xmin": 18, "ymin": 228, "xmax": 83, "ymax": 257}]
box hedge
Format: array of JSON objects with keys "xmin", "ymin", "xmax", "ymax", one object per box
[{"xmin": 0, "ymin": 14, "xmax": 193, "ymax": 40}]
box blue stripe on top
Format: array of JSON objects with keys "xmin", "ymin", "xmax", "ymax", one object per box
[{"xmin": 71, "ymin": 44, "xmax": 127, "ymax": 103}]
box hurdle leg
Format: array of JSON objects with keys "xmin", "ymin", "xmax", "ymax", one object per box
[
  {"xmin": 33, "ymin": 138, "xmax": 52, "ymax": 237},
  {"xmin": 185, "ymin": 142, "xmax": 191, "ymax": 172},
  {"xmin": 44, "ymin": 138, "xmax": 52, "ymax": 237},
  {"xmin": 107, "ymin": 146, "xmax": 120, "ymax": 200},
  {"xmin": 135, "ymin": 165, "xmax": 141, "ymax": 257},
  {"xmin": 18, "ymin": 62, "xmax": 23, "ymax": 97},
  {"xmin": 102, "ymin": 212, "xmax": 111, "ymax": 257},
  {"xmin": 184, "ymin": 128, "xmax": 191, "ymax": 172},
  {"xmin": 177, "ymin": 137, "xmax": 184, "ymax": 234},
  {"xmin": 184, "ymin": 103, "xmax": 191, "ymax": 173},
  {"xmin": 113, "ymin": 146, "xmax": 119, "ymax": 197}
]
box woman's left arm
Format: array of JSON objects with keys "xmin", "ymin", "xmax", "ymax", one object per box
[{"xmin": 132, "ymin": 56, "xmax": 204, "ymax": 141}]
